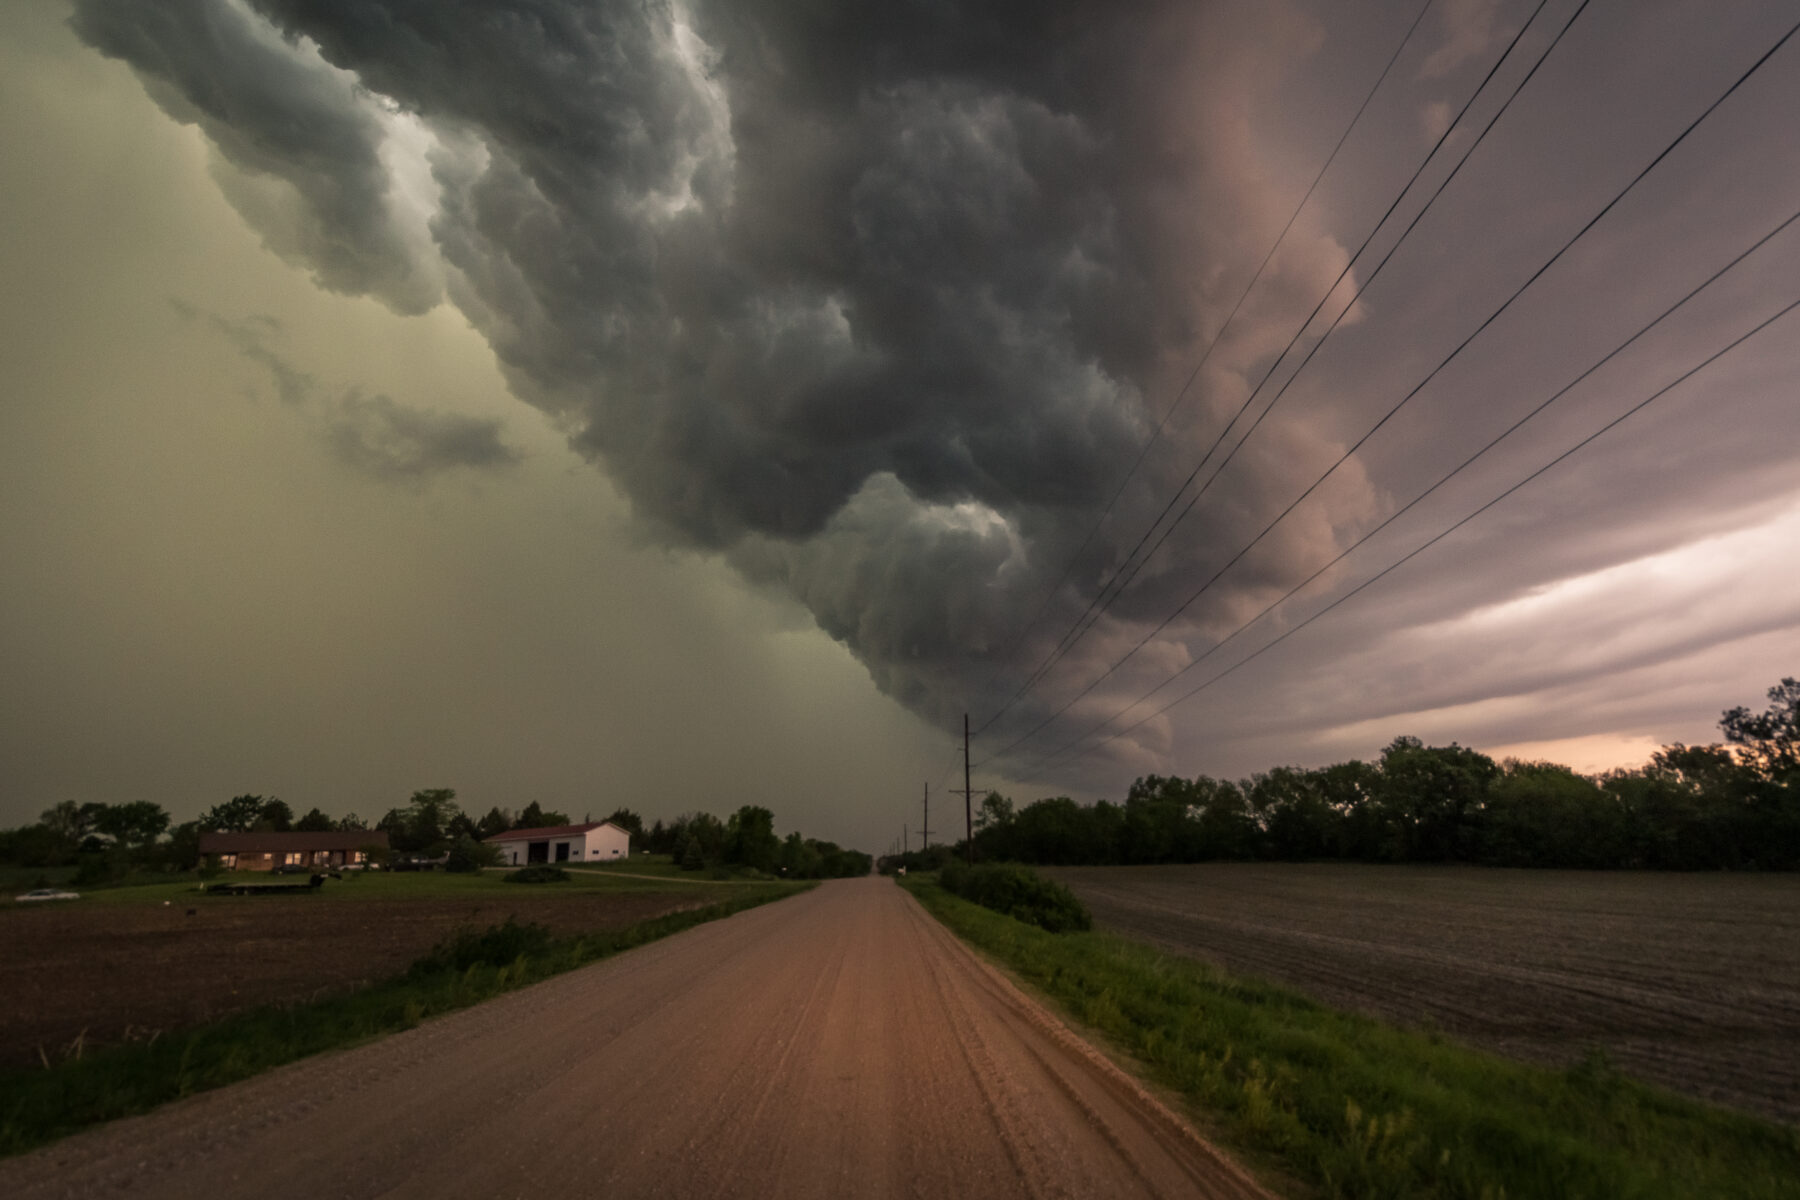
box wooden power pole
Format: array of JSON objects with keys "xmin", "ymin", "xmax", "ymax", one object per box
[{"xmin": 961, "ymin": 712, "xmax": 974, "ymax": 864}]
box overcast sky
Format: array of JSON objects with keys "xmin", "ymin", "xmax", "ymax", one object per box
[{"xmin": 4, "ymin": 0, "xmax": 1797, "ymax": 853}]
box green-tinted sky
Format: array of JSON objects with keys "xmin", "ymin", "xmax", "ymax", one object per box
[{"xmin": 4, "ymin": 1, "xmax": 1798, "ymax": 851}]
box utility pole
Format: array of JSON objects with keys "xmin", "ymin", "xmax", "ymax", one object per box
[
  {"xmin": 903, "ymin": 824, "xmax": 908, "ymax": 854},
  {"xmin": 960, "ymin": 712, "xmax": 975, "ymax": 864},
  {"xmin": 921, "ymin": 783, "xmax": 932, "ymax": 850}
]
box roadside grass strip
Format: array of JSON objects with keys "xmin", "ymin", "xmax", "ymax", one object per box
[
  {"xmin": 0, "ymin": 882, "xmax": 811, "ymax": 1157},
  {"xmin": 902, "ymin": 878, "xmax": 1800, "ymax": 1200}
]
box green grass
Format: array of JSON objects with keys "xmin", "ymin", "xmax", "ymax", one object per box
[
  {"xmin": 0, "ymin": 866, "xmax": 77, "ymax": 892},
  {"xmin": 0, "ymin": 865, "xmax": 710, "ymax": 912},
  {"xmin": 901, "ymin": 876, "xmax": 1800, "ymax": 1200},
  {"xmin": 0, "ymin": 881, "xmax": 812, "ymax": 1157},
  {"xmin": 565, "ymin": 855, "xmax": 788, "ymax": 883}
]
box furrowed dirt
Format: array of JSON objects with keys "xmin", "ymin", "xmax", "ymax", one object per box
[
  {"xmin": 0, "ymin": 886, "xmax": 710, "ymax": 1068},
  {"xmin": 1043, "ymin": 863, "xmax": 1800, "ymax": 1124}
]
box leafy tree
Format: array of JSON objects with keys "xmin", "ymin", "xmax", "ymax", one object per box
[
  {"xmin": 1191, "ymin": 777, "xmax": 1258, "ymax": 860},
  {"xmin": 475, "ymin": 807, "xmax": 513, "ymax": 839},
  {"xmin": 725, "ymin": 805, "xmax": 779, "ymax": 871},
  {"xmin": 678, "ymin": 812, "xmax": 726, "ymax": 863},
  {"xmin": 1477, "ymin": 763, "xmax": 1625, "ymax": 868},
  {"xmin": 200, "ymin": 794, "xmax": 267, "ymax": 832},
  {"xmin": 91, "ymin": 801, "xmax": 171, "ymax": 847},
  {"xmin": 294, "ymin": 807, "xmax": 335, "ymax": 833},
  {"xmin": 40, "ymin": 800, "xmax": 93, "ymax": 844},
  {"xmin": 1722, "ymin": 677, "xmax": 1800, "ymax": 781},
  {"xmin": 1, "ymin": 822, "xmax": 77, "ymax": 867},
  {"xmin": 335, "ymin": 812, "xmax": 366, "ymax": 832},
  {"xmin": 680, "ymin": 837, "xmax": 705, "ymax": 871},
  {"xmin": 604, "ymin": 808, "xmax": 645, "ymax": 843},
  {"xmin": 252, "ymin": 798, "xmax": 294, "ymax": 832},
  {"xmin": 975, "ymin": 791, "xmax": 1015, "ymax": 831},
  {"xmin": 1372, "ymin": 738, "xmax": 1498, "ymax": 862},
  {"xmin": 513, "ymin": 801, "xmax": 570, "ymax": 830},
  {"xmin": 445, "ymin": 835, "xmax": 503, "ymax": 873},
  {"xmin": 407, "ymin": 789, "xmax": 460, "ymax": 850},
  {"xmin": 1254, "ymin": 767, "xmax": 1339, "ymax": 860}
]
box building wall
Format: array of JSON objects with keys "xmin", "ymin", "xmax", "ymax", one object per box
[
  {"xmin": 583, "ymin": 824, "xmax": 629, "ymax": 860},
  {"xmin": 494, "ymin": 824, "xmax": 629, "ymax": 866}
]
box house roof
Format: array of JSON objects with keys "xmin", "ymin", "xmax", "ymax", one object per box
[
  {"xmin": 199, "ymin": 830, "xmax": 388, "ymax": 853},
  {"xmin": 483, "ymin": 820, "xmax": 625, "ymax": 843}
]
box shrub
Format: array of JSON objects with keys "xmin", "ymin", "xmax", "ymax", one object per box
[
  {"xmin": 503, "ymin": 865, "xmax": 569, "ymax": 884},
  {"xmin": 409, "ymin": 917, "xmax": 552, "ymax": 976},
  {"xmin": 939, "ymin": 861, "xmax": 1092, "ymax": 933},
  {"xmin": 445, "ymin": 835, "xmax": 502, "ymax": 874}
]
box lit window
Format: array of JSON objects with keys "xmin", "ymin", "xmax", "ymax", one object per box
[{"xmin": 285, "ymin": 852, "xmax": 304, "ymax": 865}]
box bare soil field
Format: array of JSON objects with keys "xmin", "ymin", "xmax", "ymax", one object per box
[
  {"xmin": 1043, "ymin": 863, "xmax": 1800, "ymax": 1124},
  {"xmin": 0, "ymin": 886, "xmax": 709, "ymax": 1069}
]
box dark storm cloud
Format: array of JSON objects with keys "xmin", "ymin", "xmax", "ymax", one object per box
[
  {"xmin": 70, "ymin": 0, "xmax": 1800, "ymax": 778},
  {"xmin": 71, "ymin": 0, "xmax": 439, "ymax": 313},
  {"xmin": 325, "ymin": 391, "xmax": 521, "ymax": 481}
]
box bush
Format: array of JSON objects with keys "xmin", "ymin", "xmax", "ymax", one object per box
[
  {"xmin": 939, "ymin": 862, "xmax": 1091, "ymax": 933},
  {"xmin": 503, "ymin": 865, "xmax": 569, "ymax": 884},
  {"xmin": 409, "ymin": 917, "xmax": 552, "ymax": 976},
  {"xmin": 445, "ymin": 835, "xmax": 502, "ymax": 874}
]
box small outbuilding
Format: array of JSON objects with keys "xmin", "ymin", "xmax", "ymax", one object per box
[
  {"xmin": 484, "ymin": 821, "xmax": 630, "ymax": 866},
  {"xmin": 199, "ymin": 830, "xmax": 388, "ymax": 872}
]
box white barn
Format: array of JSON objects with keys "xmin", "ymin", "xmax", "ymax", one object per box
[{"xmin": 485, "ymin": 820, "xmax": 630, "ymax": 866}]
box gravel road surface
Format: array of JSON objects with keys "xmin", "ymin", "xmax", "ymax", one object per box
[{"xmin": 0, "ymin": 877, "xmax": 1269, "ymax": 1199}]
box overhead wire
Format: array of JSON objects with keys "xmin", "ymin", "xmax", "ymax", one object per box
[
  {"xmin": 986, "ymin": 2, "xmax": 1800, "ymax": 770},
  {"xmin": 978, "ymin": 0, "xmax": 1603, "ymax": 766},
  {"xmin": 1052, "ymin": 292, "xmax": 1800, "ymax": 774},
  {"xmin": 1012, "ymin": 202, "xmax": 1800, "ymax": 779},
  {"xmin": 975, "ymin": 0, "xmax": 1564, "ymax": 739},
  {"xmin": 967, "ymin": 0, "xmax": 1440, "ymax": 733}
]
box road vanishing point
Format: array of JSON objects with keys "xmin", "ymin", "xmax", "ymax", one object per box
[{"xmin": 0, "ymin": 877, "xmax": 1271, "ymax": 1199}]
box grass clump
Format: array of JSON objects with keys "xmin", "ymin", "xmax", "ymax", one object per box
[
  {"xmin": 901, "ymin": 877, "xmax": 1800, "ymax": 1200},
  {"xmin": 504, "ymin": 865, "xmax": 570, "ymax": 884},
  {"xmin": 939, "ymin": 861, "xmax": 1092, "ymax": 933},
  {"xmin": 0, "ymin": 882, "xmax": 811, "ymax": 1158},
  {"xmin": 407, "ymin": 917, "xmax": 552, "ymax": 976}
]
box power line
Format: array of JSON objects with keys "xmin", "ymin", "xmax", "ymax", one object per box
[
  {"xmin": 1053, "ymin": 293, "xmax": 1800, "ymax": 773},
  {"xmin": 976, "ymin": 0, "xmax": 1567, "ymax": 740},
  {"xmin": 969, "ymin": 0, "xmax": 1440, "ymax": 733},
  {"xmin": 1013, "ymin": 206, "xmax": 1800, "ymax": 779},
  {"xmin": 981, "ymin": 6, "xmax": 1796, "ymax": 769}
]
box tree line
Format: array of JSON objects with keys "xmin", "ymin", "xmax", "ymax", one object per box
[
  {"xmin": 889, "ymin": 677, "xmax": 1800, "ymax": 873},
  {"xmin": 0, "ymin": 787, "xmax": 870, "ymax": 881}
]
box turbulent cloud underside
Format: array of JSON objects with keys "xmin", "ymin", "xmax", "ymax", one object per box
[{"xmin": 67, "ymin": 0, "xmax": 1800, "ymax": 782}]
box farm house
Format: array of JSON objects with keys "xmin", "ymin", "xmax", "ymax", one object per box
[
  {"xmin": 485, "ymin": 820, "xmax": 630, "ymax": 866},
  {"xmin": 198, "ymin": 830, "xmax": 388, "ymax": 871}
]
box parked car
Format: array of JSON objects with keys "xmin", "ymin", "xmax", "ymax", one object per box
[{"xmin": 14, "ymin": 888, "xmax": 79, "ymax": 903}]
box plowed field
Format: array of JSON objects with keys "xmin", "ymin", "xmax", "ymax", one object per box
[
  {"xmin": 1043, "ymin": 863, "xmax": 1800, "ymax": 1123},
  {"xmin": 0, "ymin": 886, "xmax": 709, "ymax": 1068}
]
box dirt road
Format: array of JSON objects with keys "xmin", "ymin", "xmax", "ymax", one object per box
[{"xmin": 0, "ymin": 878, "xmax": 1269, "ymax": 1199}]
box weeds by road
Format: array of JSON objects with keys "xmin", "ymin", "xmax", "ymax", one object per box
[
  {"xmin": 902, "ymin": 876, "xmax": 1800, "ymax": 1200},
  {"xmin": 0, "ymin": 882, "xmax": 811, "ymax": 1157}
]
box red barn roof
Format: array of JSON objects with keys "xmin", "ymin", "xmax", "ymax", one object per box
[{"xmin": 483, "ymin": 820, "xmax": 626, "ymax": 843}]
